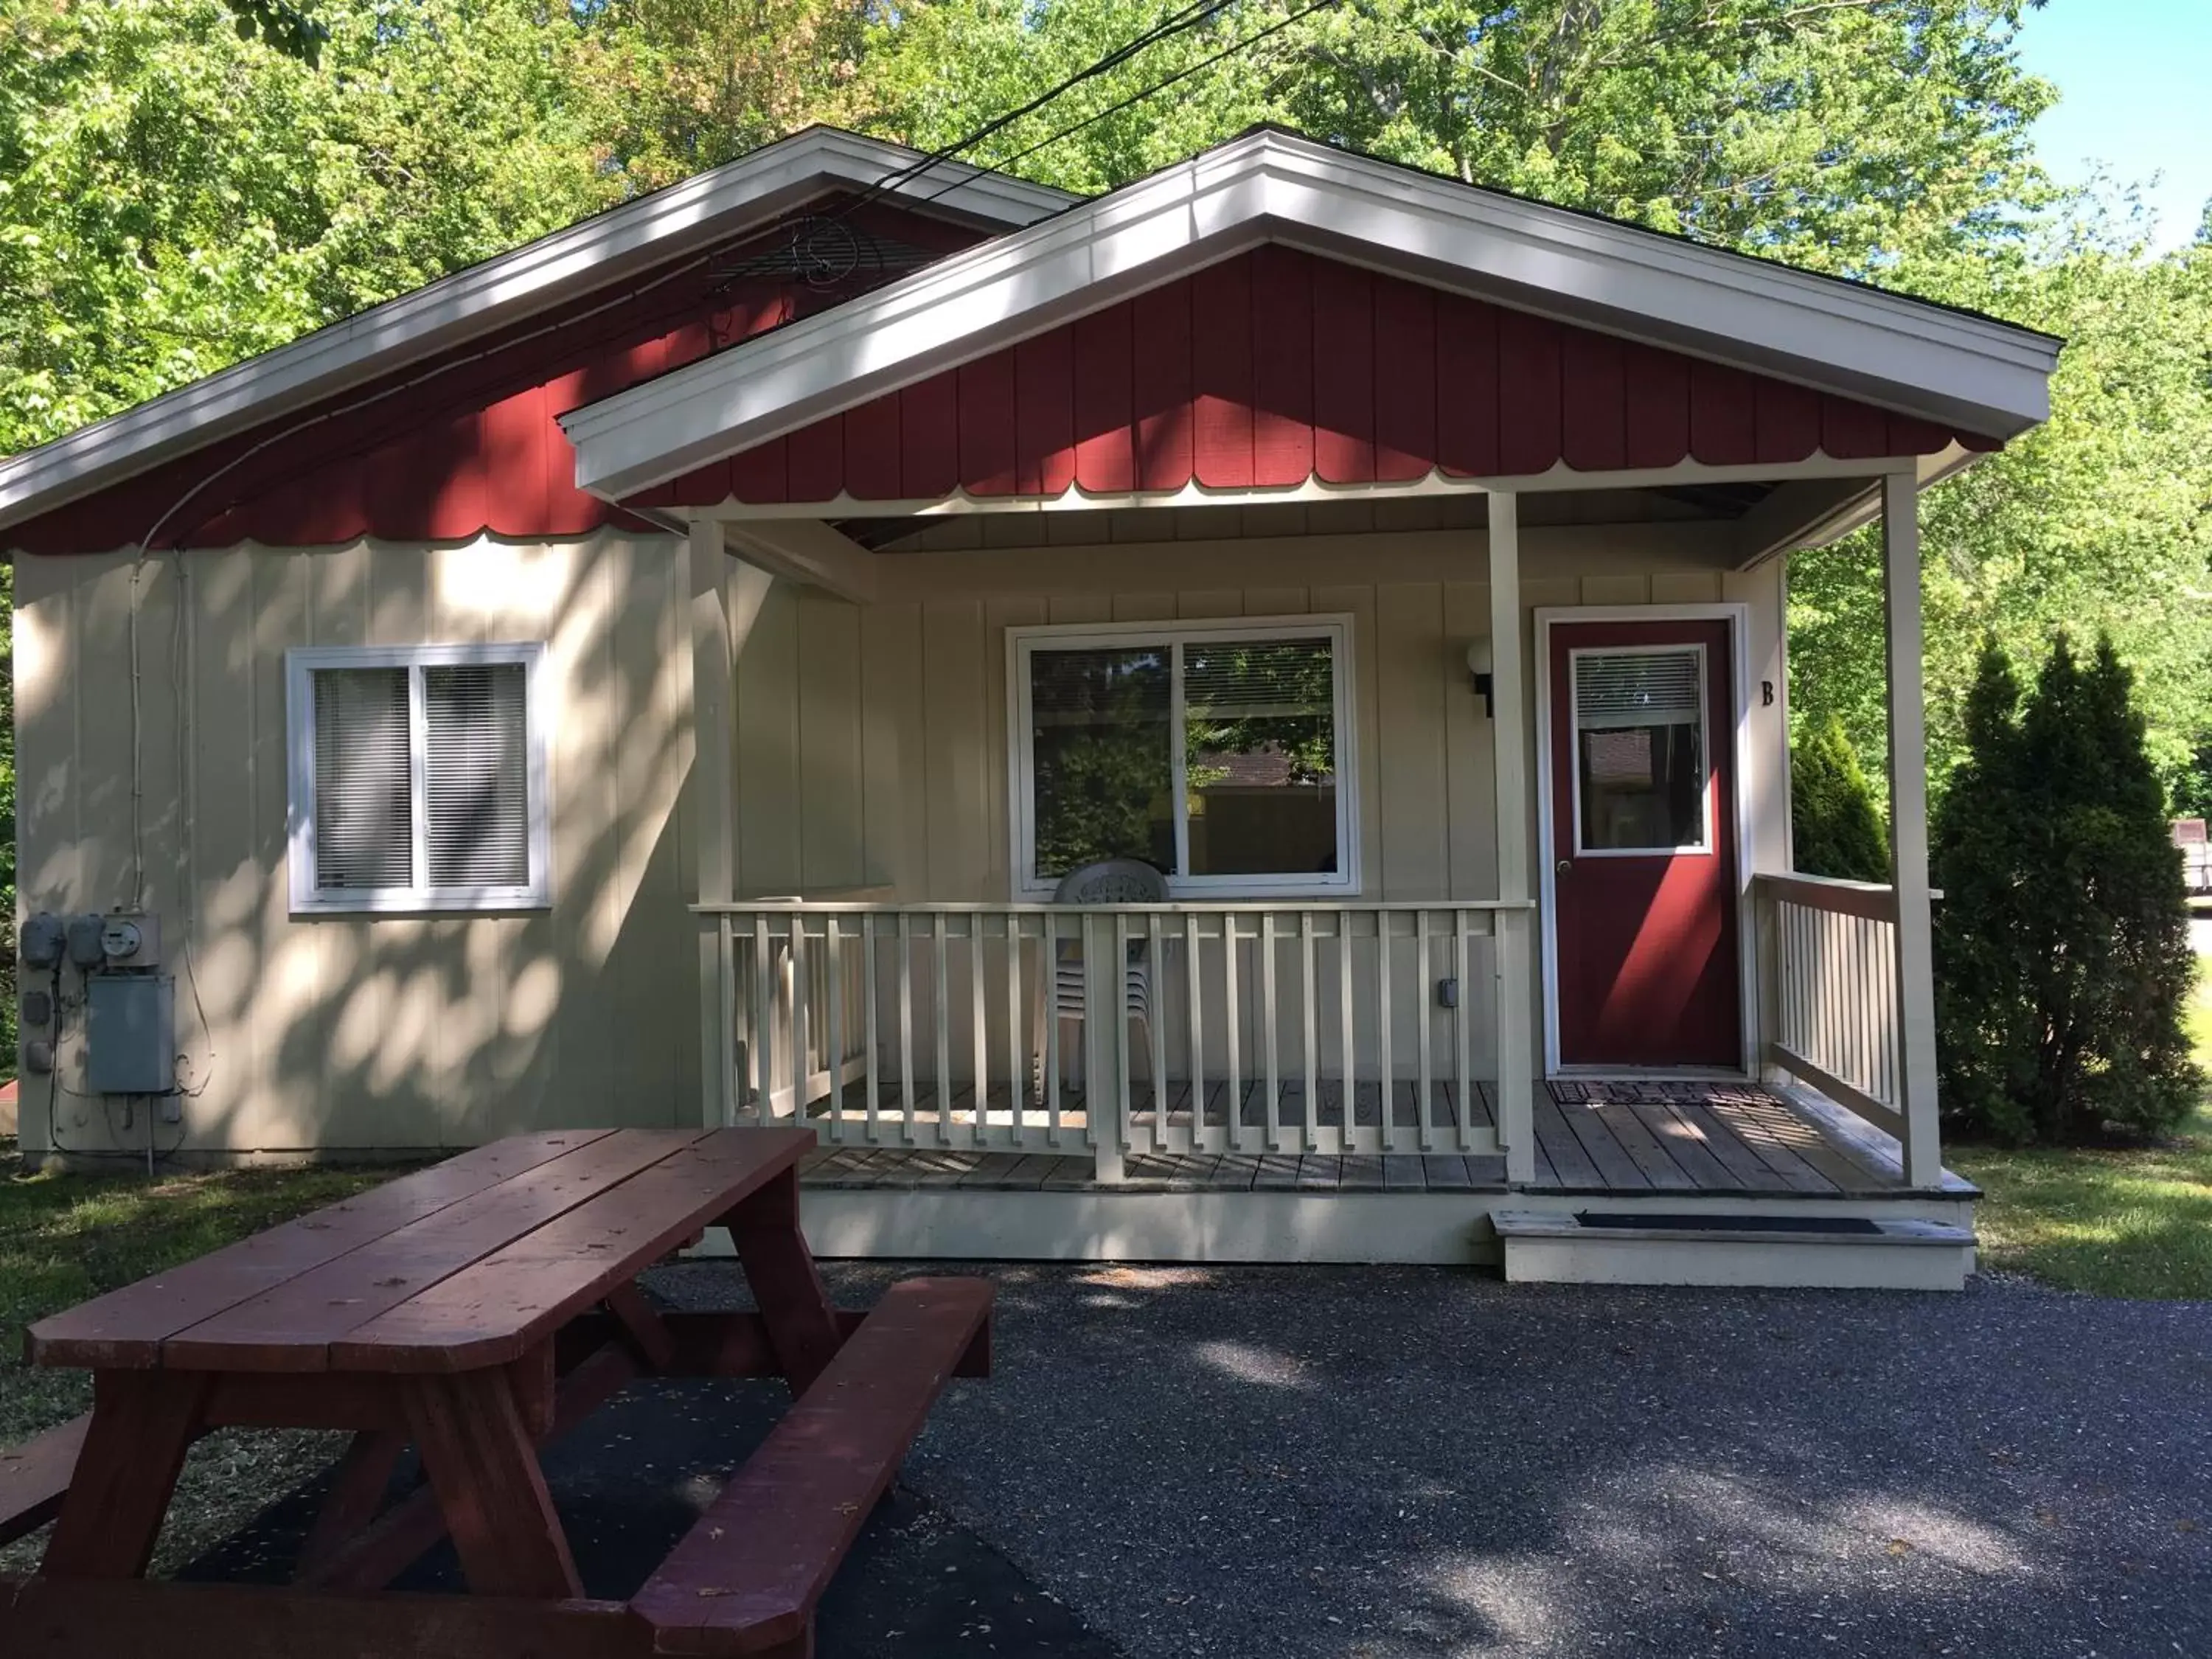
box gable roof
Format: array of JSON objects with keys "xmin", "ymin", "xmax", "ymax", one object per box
[
  {"xmin": 561, "ymin": 128, "xmax": 2061, "ymax": 501},
  {"xmin": 0, "ymin": 127, "xmax": 1076, "ymax": 535}
]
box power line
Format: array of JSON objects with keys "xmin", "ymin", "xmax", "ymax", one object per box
[
  {"xmin": 838, "ymin": 0, "xmax": 1246, "ymax": 217},
  {"xmin": 925, "ymin": 0, "xmax": 1341, "ymax": 201}
]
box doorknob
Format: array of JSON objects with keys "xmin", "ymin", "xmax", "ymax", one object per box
[{"xmin": 1556, "ymin": 858, "xmax": 1571, "ymax": 876}]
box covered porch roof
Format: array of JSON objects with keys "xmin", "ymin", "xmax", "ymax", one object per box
[{"xmin": 562, "ymin": 126, "xmax": 2060, "ymax": 524}]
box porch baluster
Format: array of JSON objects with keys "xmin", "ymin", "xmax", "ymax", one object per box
[
  {"xmin": 1147, "ymin": 912, "xmax": 1169, "ymax": 1157},
  {"xmin": 750, "ymin": 917, "xmax": 773, "ymax": 1122},
  {"xmin": 1297, "ymin": 911, "xmax": 1318, "ymax": 1159},
  {"xmin": 1453, "ymin": 910, "xmax": 1474, "ymax": 1156},
  {"xmin": 1221, "ymin": 911, "xmax": 1242, "ymax": 1150},
  {"xmin": 1415, "ymin": 908, "xmax": 1434, "ymax": 1156},
  {"xmin": 1183, "ymin": 911, "xmax": 1204, "ymax": 1152},
  {"xmin": 789, "ymin": 914, "xmax": 810, "ymax": 1119},
  {"xmin": 1257, "ymin": 911, "xmax": 1280, "ymax": 1161},
  {"xmin": 862, "ymin": 914, "xmax": 881, "ymax": 1144},
  {"xmin": 932, "ymin": 914, "xmax": 954, "ymax": 1147},
  {"xmin": 824, "ymin": 918, "xmax": 844, "ymax": 1131},
  {"xmin": 968, "ymin": 911, "xmax": 988, "ymax": 1150},
  {"xmin": 896, "ymin": 912, "xmax": 917, "ymax": 1148},
  {"xmin": 1044, "ymin": 913, "xmax": 1063, "ymax": 1149},
  {"xmin": 1006, "ymin": 914, "xmax": 1026, "ymax": 1144},
  {"xmin": 1374, "ymin": 909, "xmax": 1395, "ymax": 1157},
  {"xmin": 1335, "ymin": 912, "xmax": 1356, "ymax": 1156}
]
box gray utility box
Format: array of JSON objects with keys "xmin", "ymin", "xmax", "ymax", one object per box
[{"xmin": 87, "ymin": 975, "xmax": 175, "ymax": 1096}]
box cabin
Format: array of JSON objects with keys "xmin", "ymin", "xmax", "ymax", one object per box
[{"xmin": 0, "ymin": 126, "xmax": 2059, "ymax": 1287}]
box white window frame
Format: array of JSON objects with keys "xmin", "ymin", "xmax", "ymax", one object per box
[
  {"xmin": 1006, "ymin": 614, "xmax": 1360, "ymax": 900},
  {"xmin": 285, "ymin": 641, "xmax": 552, "ymax": 914},
  {"xmin": 1567, "ymin": 641, "xmax": 1714, "ymax": 859}
]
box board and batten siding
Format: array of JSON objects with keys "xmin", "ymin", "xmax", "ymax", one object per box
[
  {"xmin": 726, "ymin": 529, "xmax": 1789, "ymax": 907},
  {"xmin": 13, "ymin": 519, "xmax": 1784, "ymax": 1155},
  {"xmin": 14, "ymin": 529, "xmax": 700, "ymax": 1157}
]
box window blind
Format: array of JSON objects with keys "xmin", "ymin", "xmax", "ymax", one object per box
[
  {"xmin": 1575, "ymin": 650, "xmax": 1702, "ymax": 730},
  {"xmin": 423, "ymin": 662, "xmax": 530, "ymax": 886},
  {"xmin": 1181, "ymin": 637, "xmax": 1333, "ymax": 719},
  {"xmin": 312, "ymin": 667, "xmax": 411, "ymax": 889}
]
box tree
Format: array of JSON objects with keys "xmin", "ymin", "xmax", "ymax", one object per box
[
  {"xmin": 221, "ymin": 0, "xmax": 328, "ymax": 65},
  {"xmin": 565, "ymin": 0, "xmax": 875, "ymax": 192},
  {"xmin": 854, "ymin": 0, "xmax": 2055, "ymax": 281},
  {"xmin": 0, "ymin": 0, "xmax": 619, "ymax": 457},
  {"xmin": 1790, "ymin": 715, "xmax": 1888, "ymax": 882},
  {"xmin": 1789, "ymin": 192, "xmax": 2212, "ymax": 807},
  {"xmin": 1933, "ymin": 633, "xmax": 2200, "ymax": 1144}
]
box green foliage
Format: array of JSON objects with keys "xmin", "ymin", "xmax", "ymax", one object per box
[
  {"xmin": 3, "ymin": 1, "xmax": 2209, "ymax": 1091},
  {"xmin": 0, "ymin": 1151, "xmax": 401, "ymax": 1573},
  {"xmin": 0, "ymin": 0, "xmax": 619, "ymax": 457},
  {"xmin": 0, "ymin": 563, "xmax": 12, "ymax": 1082},
  {"xmin": 563, "ymin": 0, "xmax": 875, "ymax": 192},
  {"xmin": 1789, "ymin": 202, "xmax": 2212, "ymax": 804},
  {"xmin": 1031, "ymin": 650, "xmax": 1174, "ymax": 877},
  {"xmin": 220, "ymin": 0, "xmax": 327, "ymax": 65},
  {"xmin": 1933, "ymin": 633, "xmax": 2202, "ymax": 1145},
  {"xmin": 855, "ymin": 0, "xmax": 2056, "ymax": 285},
  {"xmin": 1790, "ymin": 714, "xmax": 1888, "ymax": 882}
]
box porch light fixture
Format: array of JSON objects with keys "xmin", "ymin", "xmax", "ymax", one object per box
[{"xmin": 1465, "ymin": 639, "xmax": 1495, "ymax": 719}]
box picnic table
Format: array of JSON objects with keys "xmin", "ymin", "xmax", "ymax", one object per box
[{"xmin": 0, "ymin": 1127, "xmax": 992, "ymax": 1658}]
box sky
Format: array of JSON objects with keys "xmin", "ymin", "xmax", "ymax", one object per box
[{"xmin": 2014, "ymin": 0, "xmax": 2212, "ymax": 252}]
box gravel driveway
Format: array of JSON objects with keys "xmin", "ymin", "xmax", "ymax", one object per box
[
  {"xmin": 666, "ymin": 1262, "xmax": 2212, "ymax": 1659},
  {"xmin": 186, "ymin": 1261, "xmax": 2212, "ymax": 1658}
]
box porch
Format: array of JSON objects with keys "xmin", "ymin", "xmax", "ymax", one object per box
[
  {"xmin": 692, "ymin": 877, "xmax": 1972, "ymax": 1284},
  {"xmin": 582, "ymin": 132, "xmax": 2057, "ymax": 1284},
  {"xmin": 702, "ymin": 869, "xmax": 1934, "ymax": 1165},
  {"xmin": 792, "ymin": 1078, "xmax": 1958, "ymax": 1199}
]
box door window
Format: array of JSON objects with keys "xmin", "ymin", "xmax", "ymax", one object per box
[{"xmin": 1571, "ymin": 647, "xmax": 1707, "ymax": 854}]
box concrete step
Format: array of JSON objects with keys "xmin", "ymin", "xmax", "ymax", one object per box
[{"xmin": 1491, "ymin": 1209, "xmax": 1976, "ymax": 1290}]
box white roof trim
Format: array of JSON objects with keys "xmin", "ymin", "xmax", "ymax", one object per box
[
  {"xmin": 0, "ymin": 127, "xmax": 1075, "ymax": 532},
  {"xmin": 562, "ymin": 128, "xmax": 2059, "ymax": 501}
]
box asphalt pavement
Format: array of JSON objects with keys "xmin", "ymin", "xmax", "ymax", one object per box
[{"xmin": 190, "ymin": 1262, "xmax": 2212, "ymax": 1658}]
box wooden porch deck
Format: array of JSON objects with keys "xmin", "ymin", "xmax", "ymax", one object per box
[{"xmin": 797, "ymin": 1079, "xmax": 1967, "ymax": 1198}]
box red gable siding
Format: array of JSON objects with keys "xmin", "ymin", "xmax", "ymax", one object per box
[
  {"xmin": 650, "ymin": 246, "xmax": 1995, "ymax": 509},
  {"xmin": 7, "ymin": 201, "xmax": 986, "ymax": 556}
]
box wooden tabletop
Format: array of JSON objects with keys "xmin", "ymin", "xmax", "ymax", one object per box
[{"xmin": 27, "ymin": 1127, "xmax": 816, "ymax": 1376}]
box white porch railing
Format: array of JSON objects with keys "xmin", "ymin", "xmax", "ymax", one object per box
[
  {"xmin": 696, "ymin": 901, "xmax": 1532, "ymax": 1173},
  {"xmin": 1755, "ymin": 872, "xmax": 1910, "ymax": 1141}
]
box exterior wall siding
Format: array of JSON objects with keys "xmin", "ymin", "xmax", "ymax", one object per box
[
  {"xmin": 13, "ymin": 521, "xmax": 1784, "ymax": 1155},
  {"xmin": 723, "ymin": 525, "xmax": 1788, "ymax": 1091},
  {"xmin": 658, "ymin": 246, "xmax": 1994, "ymax": 511},
  {"xmin": 728, "ymin": 528, "xmax": 1787, "ymax": 908},
  {"xmin": 14, "ymin": 530, "xmax": 700, "ymax": 1158}
]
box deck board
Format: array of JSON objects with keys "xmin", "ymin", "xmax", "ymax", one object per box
[
  {"xmin": 1420, "ymin": 1155, "xmax": 1474, "ymax": 1190},
  {"xmin": 1627, "ymin": 1101, "xmax": 1733, "ymax": 1189},
  {"xmin": 1554, "ymin": 1097, "xmax": 1651, "ymax": 1189},
  {"xmin": 1659, "ymin": 1101, "xmax": 1792, "ymax": 1192},
  {"xmin": 795, "ymin": 1079, "xmax": 1930, "ymax": 1199},
  {"xmin": 1695, "ymin": 1092, "xmax": 1849, "ymax": 1194},
  {"xmin": 1588, "ymin": 1100, "xmax": 1699, "ymax": 1190},
  {"xmin": 1530, "ymin": 1093, "xmax": 1603, "ymax": 1186}
]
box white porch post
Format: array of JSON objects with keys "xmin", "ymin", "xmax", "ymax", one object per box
[
  {"xmin": 1880, "ymin": 472, "xmax": 1943, "ymax": 1188},
  {"xmin": 1488, "ymin": 491, "xmax": 1537, "ymax": 1183},
  {"xmin": 690, "ymin": 517, "xmax": 747, "ymax": 1131}
]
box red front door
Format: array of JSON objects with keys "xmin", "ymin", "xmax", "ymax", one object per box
[{"xmin": 1548, "ymin": 619, "xmax": 1741, "ymax": 1068}]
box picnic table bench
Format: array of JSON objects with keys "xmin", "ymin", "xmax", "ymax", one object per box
[{"xmin": 0, "ymin": 1127, "xmax": 992, "ymax": 1658}]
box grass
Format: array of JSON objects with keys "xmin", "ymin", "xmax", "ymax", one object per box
[
  {"xmin": 1947, "ymin": 974, "xmax": 2212, "ymax": 1301},
  {"xmin": 0, "ymin": 1145, "xmax": 404, "ymax": 1573}
]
